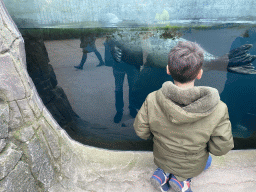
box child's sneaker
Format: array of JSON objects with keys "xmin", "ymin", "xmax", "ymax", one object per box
[
  {"xmin": 169, "ymin": 175, "xmax": 193, "ymax": 192},
  {"xmin": 150, "ymin": 168, "xmax": 170, "ymax": 192}
]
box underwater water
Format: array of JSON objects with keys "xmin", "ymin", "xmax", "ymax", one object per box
[
  {"xmin": 3, "ymin": 0, "xmax": 256, "ymax": 150},
  {"xmin": 17, "ymin": 25, "xmax": 256, "ymax": 150},
  {"xmin": 3, "ymin": 0, "xmax": 256, "ymax": 28}
]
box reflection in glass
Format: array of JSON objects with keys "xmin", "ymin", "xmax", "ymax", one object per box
[
  {"xmin": 74, "ymin": 32, "xmax": 105, "ymax": 69},
  {"xmin": 19, "ymin": 27, "xmax": 256, "ymax": 150},
  {"xmin": 221, "ymin": 28, "xmax": 256, "ymax": 143},
  {"xmin": 4, "ymin": 0, "xmax": 256, "ymax": 150}
]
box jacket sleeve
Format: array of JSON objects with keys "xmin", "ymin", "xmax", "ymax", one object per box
[
  {"xmin": 208, "ymin": 106, "xmax": 234, "ymax": 156},
  {"xmin": 133, "ymin": 98, "xmax": 152, "ymax": 140}
]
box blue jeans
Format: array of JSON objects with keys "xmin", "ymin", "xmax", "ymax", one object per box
[
  {"xmin": 204, "ymin": 154, "xmax": 212, "ymax": 171},
  {"xmin": 79, "ymin": 46, "xmax": 104, "ymax": 67},
  {"xmin": 113, "ymin": 64, "xmax": 139, "ymax": 112},
  {"xmin": 165, "ymin": 155, "xmax": 212, "ymax": 180}
]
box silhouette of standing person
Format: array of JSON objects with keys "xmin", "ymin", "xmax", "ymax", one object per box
[
  {"xmin": 74, "ymin": 32, "xmax": 105, "ymax": 70},
  {"xmin": 105, "ymin": 32, "xmax": 143, "ymax": 123},
  {"xmin": 221, "ymin": 27, "xmax": 256, "ymax": 137},
  {"xmin": 131, "ymin": 30, "xmax": 256, "ymax": 111}
]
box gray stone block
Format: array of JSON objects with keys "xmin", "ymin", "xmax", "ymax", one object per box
[
  {"xmin": 58, "ymin": 177, "xmax": 76, "ymax": 190},
  {"xmin": 0, "ymin": 161, "xmax": 37, "ymax": 192},
  {"xmin": 37, "ymin": 128, "xmax": 60, "ymax": 173},
  {"xmin": 17, "ymin": 98, "xmax": 35, "ymax": 124},
  {"xmin": 39, "ymin": 118, "xmax": 60, "ymax": 159},
  {"xmin": 8, "ymin": 101, "xmax": 23, "ymax": 130},
  {"xmin": 42, "ymin": 108, "xmax": 62, "ymax": 131},
  {"xmin": 9, "ymin": 39, "xmax": 33, "ymax": 99},
  {"xmin": 0, "ymin": 143, "xmax": 22, "ymax": 180},
  {"xmin": 32, "ymin": 121, "xmax": 40, "ymax": 130},
  {"xmin": 26, "ymin": 137, "xmax": 48, "ymax": 174},
  {"xmin": 0, "ymin": 54, "xmax": 26, "ymax": 101},
  {"xmin": 0, "ymin": 8, "xmax": 31, "ymax": 100},
  {"xmin": 0, "ymin": 12, "xmax": 16, "ymax": 53},
  {"xmin": 26, "ymin": 137, "xmax": 54, "ymax": 188},
  {"xmin": 28, "ymin": 90, "xmax": 43, "ymax": 118},
  {"xmin": 11, "ymin": 37, "xmax": 27, "ymax": 70},
  {"xmin": 0, "ymin": 103, "xmax": 8, "ymax": 139},
  {"xmin": 0, "ymin": 35, "xmax": 8, "ymax": 53},
  {"xmin": 32, "ymin": 87, "xmax": 45, "ymax": 113},
  {"xmin": 60, "ymin": 143, "xmax": 76, "ymax": 179},
  {"xmin": 14, "ymin": 125, "xmax": 34, "ymax": 142},
  {"xmin": 0, "ymin": 139, "xmax": 6, "ymax": 153},
  {"xmin": 38, "ymin": 161, "xmax": 54, "ymax": 189}
]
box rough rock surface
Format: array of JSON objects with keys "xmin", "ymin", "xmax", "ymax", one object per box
[
  {"xmin": 0, "ymin": 161, "xmax": 37, "ymax": 192},
  {"xmin": 0, "ymin": 143, "xmax": 22, "ymax": 180},
  {"xmin": 0, "ymin": 139, "xmax": 6, "ymax": 153},
  {"xmin": 23, "ymin": 33, "xmax": 78, "ymax": 128},
  {"xmin": 0, "ymin": 1, "xmax": 256, "ymax": 192},
  {"xmin": 0, "ymin": 103, "xmax": 8, "ymax": 139}
]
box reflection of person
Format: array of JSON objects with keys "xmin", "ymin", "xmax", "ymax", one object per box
[
  {"xmin": 131, "ymin": 31, "xmax": 256, "ymax": 110},
  {"xmin": 74, "ymin": 33, "xmax": 105, "ymax": 70},
  {"xmin": 105, "ymin": 36, "xmax": 143, "ymax": 123},
  {"xmin": 221, "ymin": 28, "xmax": 256, "ymax": 137},
  {"xmin": 134, "ymin": 41, "xmax": 234, "ymax": 192}
]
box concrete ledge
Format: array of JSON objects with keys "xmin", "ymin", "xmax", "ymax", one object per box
[
  {"xmin": 50, "ymin": 137, "xmax": 256, "ymax": 192},
  {"xmin": 192, "ymin": 150, "xmax": 256, "ymax": 192}
]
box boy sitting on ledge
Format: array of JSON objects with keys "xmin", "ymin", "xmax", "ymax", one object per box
[{"xmin": 134, "ymin": 41, "xmax": 234, "ymax": 192}]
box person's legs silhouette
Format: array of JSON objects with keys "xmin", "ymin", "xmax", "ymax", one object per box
[
  {"xmin": 94, "ymin": 49, "xmax": 105, "ymax": 67},
  {"xmin": 74, "ymin": 52, "xmax": 87, "ymax": 70},
  {"xmin": 113, "ymin": 68, "xmax": 125, "ymax": 123}
]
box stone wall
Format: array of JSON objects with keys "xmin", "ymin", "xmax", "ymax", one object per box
[
  {"xmin": 0, "ymin": 1, "xmax": 56, "ymax": 190},
  {"xmin": 0, "ymin": 1, "xmax": 156, "ymax": 191},
  {"xmin": 1, "ymin": 1, "xmax": 256, "ymax": 191}
]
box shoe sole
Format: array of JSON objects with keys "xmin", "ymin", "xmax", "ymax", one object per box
[
  {"xmin": 169, "ymin": 181, "xmax": 189, "ymax": 192},
  {"xmin": 169, "ymin": 181, "xmax": 182, "ymax": 192},
  {"xmin": 150, "ymin": 178, "xmax": 167, "ymax": 192}
]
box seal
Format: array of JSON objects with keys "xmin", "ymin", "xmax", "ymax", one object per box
[
  {"xmin": 105, "ymin": 29, "xmax": 256, "ymax": 111},
  {"xmin": 108, "ymin": 29, "xmax": 256, "ymax": 74}
]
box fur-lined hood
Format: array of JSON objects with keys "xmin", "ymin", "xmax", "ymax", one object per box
[
  {"xmin": 134, "ymin": 81, "xmax": 233, "ymax": 179},
  {"xmin": 157, "ymin": 81, "xmax": 220, "ymax": 124}
]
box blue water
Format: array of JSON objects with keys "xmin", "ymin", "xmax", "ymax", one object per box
[
  {"xmin": 3, "ymin": 0, "xmax": 256, "ymax": 150},
  {"xmin": 22, "ymin": 25, "xmax": 256, "ymax": 149}
]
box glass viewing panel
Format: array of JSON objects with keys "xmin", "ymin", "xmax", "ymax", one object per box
[{"xmin": 3, "ymin": 0, "xmax": 256, "ymax": 150}]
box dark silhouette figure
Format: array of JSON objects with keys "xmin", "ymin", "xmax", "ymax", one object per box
[
  {"xmin": 105, "ymin": 35, "xmax": 143, "ymax": 123},
  {"xmin": 107, "ymin": 29, "xmax": 256, "ymax": 145},
  {"xmin": 130, "ymin": 31, "xmax": 256, "ymax": 110},
  {"xmin": 221, "ymin": 28, "xmax": 256, "ymax": 147},
  {"xmin": 74, "ymin": 33, "xmax": 105, "ymax": 70}
]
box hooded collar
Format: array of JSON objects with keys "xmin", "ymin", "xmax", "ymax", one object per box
[{"xmin": 160, "ymin": 81, "xmax": 220, "ymax": 114}]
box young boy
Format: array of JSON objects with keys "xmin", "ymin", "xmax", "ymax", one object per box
[{"xmin": 133, "ymin": 41, "xmax": 234, "ymax": 192}]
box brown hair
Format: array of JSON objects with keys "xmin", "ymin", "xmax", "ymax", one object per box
[{"xmin": 167, "ymin": 41, "xmax": 204, "ymax": 83}]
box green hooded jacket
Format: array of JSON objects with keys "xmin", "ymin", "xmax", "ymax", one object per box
[{"xmin": 134, "ymin": 81, "xmax": 234, "ymax": 181}]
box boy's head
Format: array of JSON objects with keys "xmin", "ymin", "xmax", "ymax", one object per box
[{"xmin": 167, "ymin": 41, "xmax": 204, "ymax": 83}]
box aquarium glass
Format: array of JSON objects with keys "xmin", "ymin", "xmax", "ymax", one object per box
[{"xmin": 3, "ymin": 0, "xmax": 256, "ymax": 150}]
